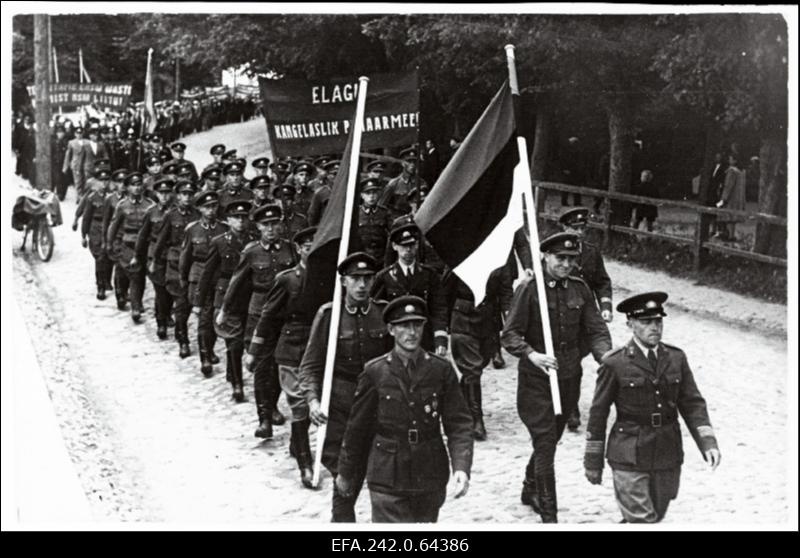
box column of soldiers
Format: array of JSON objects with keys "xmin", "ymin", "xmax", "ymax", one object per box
[{"xmin": 71, "ymin": 139, "xmax": 720, "ymax": 525}]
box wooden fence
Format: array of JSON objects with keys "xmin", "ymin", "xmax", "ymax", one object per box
[{"xmin": 533, "ymin": 181, "xmax": 787, "ymax": 270}]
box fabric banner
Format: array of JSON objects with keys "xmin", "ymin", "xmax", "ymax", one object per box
[
  {"xmin": 259, "ymin": 71, "xmax": 418, "ymax": 157},
  {"xmin": 27, "ymin": 83, "xmax": 132, "ymax": 111}
]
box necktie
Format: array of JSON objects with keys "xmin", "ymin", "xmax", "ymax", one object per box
[
  {"xmin": 406, "ymin": 358, "xmax": 417, "ymax": 384},
  {"xmin": 647, "ymin": 349, "xmax": 658, "ymax": 371}
]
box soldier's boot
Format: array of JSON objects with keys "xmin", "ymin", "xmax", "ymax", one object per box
[
  {"xmin": 95, "ymin": 269, "xmax": 107, "ymax": 300},
  {"xmin": 97, "ymin": 286, "xmax": 107, "ymax": 301},
  {"xmin": 292, "ymin": 418, "xmax": 315, "ymax": 489},
  {"xmin": 535, "ymin": 474, "xmax": 558, "ymax": 523},
  {"xmin": 156, "ymin": 317, "xmax": 168, "ymax": 340},
  {"xmin": 177, "ymin": 325, "xmax": 192, "ymax": 359},
  {"xmin": 198, "ymin": 335, "xmax": 214, "ymax": 378},
  {"xmin": 491, "ymin": 350, "xmax": 505, "ymax": 369},
  {"xmin": 567, "ymin": 408, "xmax": 581, "ymax": 432},
  {"xmin": 225, "ymin": 349, "xmax": 233, "ymax": 383},
  {"xmin": 466, "ymin": 380, "xmax": 487, "ymax": 441},
  {"xmin": 131, "ymin": 305, "xmax": 142, "ymax": 324},
  {"xmin": 229, "ymin": 347, "xmax": 246, "ymax": 403},
  {"xmin": 269, "ymin": 366, "xmax": 286, "ymax": 426},
  {"xmin": 209, "ymin": 332, "xmax": 220, "ymax": 364},
  {"xmin": 521, "ymin": 478, "xmax": 541, "ymax": 514},
  {"xmin": 253, "ymin": 389, "xmax": 273, "ymax": 439}
]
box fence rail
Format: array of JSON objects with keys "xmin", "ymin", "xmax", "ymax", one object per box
[{"xmin": 533, "ymin": 181, "xmax": 787, "ymax": 269}]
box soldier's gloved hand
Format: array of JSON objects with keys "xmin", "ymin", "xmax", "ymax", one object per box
[
  {"xmin": 528, "ymin": 351, "xmax": 558, "ymax": 371},
  {"xmin": 215, "ymin": 309, "xmax": 227, "ymax": 326},
  {"xmin": 81, "ymin": 237, "xmax": 88, "ymax": 248},
  {"xmin": 452, "ymin": 471, "xmax": 470, "ymax": 499},
  {"xmin": 601, "ymin": 309, "xmax": 613, "ymax": 322},
  {"xmin": 243, "ymin": 352, "xmax": 254, "ymax": 372},
  {"xmin": 585, "ymin": 468, "xmax": 602, "ymax": 485},
  {"xmin": 335, "ymin": 475, "xmax": 353, "ymax": 498},
  {"xmin": 71, "ymin": 221, "xmax": 78, "ymax": 232},
  {"xmin": 704, "ymin": 448, "xmax": 721, "ymax": 470},
  {"xmin": 309, "ymin": 398, "xmax": 328, "ymax": 426}
]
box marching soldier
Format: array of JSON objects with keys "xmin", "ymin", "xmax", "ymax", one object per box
[
  {"xmin": 142, "ymin": 155, "xmax": 163, "ymax": 201},
  {"xmin": 219, "ymin": 204, "xmax": 296, "ymax": 436},
  {"xmin": 335, "ymin": 295, "xmax": 473, "ymax": 523},
  {"xmin": 307, "ymin": 159, "xmax": 340, "ymax": 226},
  {"xmin": 290, "ymin": 161, "xmax": 315, "ymax": 217},
  {"xmin": 371, "ymin": 219, "xmax": 449, "ymax": 355},
  {"xmin": 119, "ymin": 129, "xmax": 141, "ymax": 172},
  {"xmin": 166, "ymin": 142, "xmax": 199, "ymax": 182},
  {"xmin": 444, "ymin": 266, "xmax": 513, "ymax": 441},
  {"xmin": 363, "ymin": 160, "xmax": 388, "ymax": 188},
  {"xmin": 584, "ymin": 292, "xmax": 721, "ymax": 523},
  {"xmin": 198, "ymin": 200, "xmax": 257, "ymax": 401},
  {"xmin": 276, "ymin": 184, "xmax": 308, "ymax": 241},
  {"xmin": 218, "ymin": 161, "xmax": 254, "ymax": 210},
  {"xmin": 200, "ymin": 165, "xmax": 223, "ymax": 192},
  {"xmin": 501, "ymin": 232, "xmax": 612, "ymax": 523},
  {"xmin": 247, "ymin": 226, "xmax": 317, "ymax": 488},
  {"xmin": 161, "ymin": 162, "xmax": 179, "ymax": 181},
  {"xmin": 78, "ymin": 167, "xmax": 114, "ymax": 300},
  {"xmin": 557, "ymin": 207, "xmax": 614, "ymax": 432},
  {"xmin": 153, "ymin": 179, "xmax": 199, "ymax": 358},
  {"xmin": 208, "ymin": 144, "xmax": 226, "ymax": 169},
  {"xmin": 250, "ymin": 175, "xmax": 273, "ymax": 208},
  {"xmin": 135, "ymin": 178, "xmax": 175, "ymax": 340},
  {"xmin": 103, "ymin": 168, "xmax": 131, "ymax": 310},
  {"xmin": 270, "ymin": 160, "xmax": 292, "ymax": 187},
  {"xmin": 252, "ymin": 157, "xmax": 271, "ymax": 178},
  {"xmin": 299, "ymin": 252, "xmax": 392, "ymax": 522},
  {"xmin": 380, "ymin": 147, "xmax": 427, "ymax": 220},
  {"xmin": 355, "ymin": 178, "xmax": 391, "ymax": 263},
  {"xmin": 107, "ymin": 172, "xmax": 156, "ymax": 324},
  {"xmin": 180, "ymin": 190, "xmax": 228, "ymax": 377}
]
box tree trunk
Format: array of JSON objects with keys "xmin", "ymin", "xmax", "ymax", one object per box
[
  {"xmin": 530, "ymin": 103, "xmax": 550, "ymax": 180},
  {"xmin": 34, "ymin": 14, "xmax": 51, "ymax": 190},
  {"xmin": 606, "ymin": 96, "xmax": 634, "ymax": 225},
  {"xmin": 697, "ymin": 119, "xmax": 721, "ymax": 206},
  {"xmin": 753, "ymin": 137, "xmax": 786, "ymax": 257}
]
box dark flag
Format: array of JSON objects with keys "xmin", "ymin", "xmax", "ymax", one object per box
[
  {"xmin": 301, "ymin": 127, "xmax": 363, "ymax": 317},
  {"xmin": 415, "ymin": 80, "xmax": 525, "ymax": 303}
]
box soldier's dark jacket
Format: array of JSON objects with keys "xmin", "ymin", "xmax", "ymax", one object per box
[
  {"xmin": 222, "ymin": 238, "xmax": 296, "ymax": 317},
  {"xmin": 298, "ymin": 299, "xmax": 391, "ymax": 472},
  {"xmin": 356, "ymin": 205, "xmax": 391, "ymax": 263},
  {"xmin": 152, "ymin": 205, "xmax": 199, "ymax": 291},
  {"xmin": 135, "ymin": 202, "xmax": 172, "ymax": 285},
  {"xmin": 293, "ymin": 187, "xmax": 314, "ymax": 218},
  {"xmin": 584, "ymin": 339, "xmax": 719, "ymax": 472},
  {"xmin": 501, "ymin": 274, "xmax": 612, "ymax": 379},
  {"xmin": 445, "ymin": 267, "xmax": 513, "ymax": 341},
  {"xmin": 337, "ymin": 349, "xmax": 474, "ymax": 495},
  {"xmin": 107, "ymin": 196, "xmax": 156, "ymax": 271},
  {"xmin": 281, "ymin": 210, "xmax": 309, "ymax": 243},
  {"xmin": 196, "ymin": 229, "xmax": 256, "ymax": 310},
  {"xmin": 249, "ymin": 263, "xmax": 312, "ymax": 366},
  {"xmin": 575, "ymin": 240, "xmax": 612, "ymax": 309},
  {"xmin": 102, "ymin": 191, "xmax": 124, "ymax": 262},
  {"xmin": 80, "ymin": 189, "xmax": 109, "ymax": 258},
  {"xmin": 179, "ymin": 219, "xmax": 228, "ymax": 301}
]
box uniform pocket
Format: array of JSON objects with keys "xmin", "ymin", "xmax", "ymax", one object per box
[
  {"xmin": 607, "ymin": 423, "xmax": 640, "ymax": 466},
  {"xmin": 367, "ymin": 437, "xmax": 398, "ymax": 488},
  {"xmin": 620, "ymin": 376, "xmax": 650, "ymax": 409}
]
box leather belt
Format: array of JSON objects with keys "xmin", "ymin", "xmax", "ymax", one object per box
[
  {"xmin": 616, "ymin": 412, "xmax": 677, "ymax": 428},
  {"xmin": 377, "ymin": 427, "xmax": 439, "ymax": 445}
]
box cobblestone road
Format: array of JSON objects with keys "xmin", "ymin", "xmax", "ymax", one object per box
[{"xmin": 9, "ymin": 119, "xmax": 792, "ymax": 526}]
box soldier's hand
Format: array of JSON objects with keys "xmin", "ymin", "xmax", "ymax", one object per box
[
  {"xmin": 81, "ymin": 237, "xmax": 88, "ymax": 248},
  {"xmin": 71, "ymin": 221, "xmax": 78, "ymax": 232},
  {"xmin": 147, "ymin": 262, "xmax": 155, "ymax": 274},
  {"xmin": 452, "ymin": 471, "xmax": 470, "ymax": 499},
  {"xmin": 130, "ymin": 257, "xmax": 138, "ymax": 267},
  {"xmin": 335, "ymin": 475, "xmax": 352, "ymax": 498},
  {"xmin": 585, "ymin": 468, "xmax": 602, "ymax": 485},
  {"xmin": 528, "ymin": 351, "xmax": 558, "ymax": 371},
  {"xmin": 704, "ymin": 448, "xmax": 721, "ymax": 470},
  {"xmin": 215, "ymin": 309, "xmax": 226, "ymax": 326},
  {"xmin": 601, "ymin": 309, "xmax": 613, "ymax": 322},
  {"xmin": 309, "ymin": 399, "xmax": 328, "ymax": 426},
  {"xmin": 243, "ymin": 352, "xmax": 254, "ymax": 372}
]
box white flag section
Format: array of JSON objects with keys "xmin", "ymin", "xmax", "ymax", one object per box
[{"xmin": 453, "ymin": 136, "xmax": 528, "ymax": 304}]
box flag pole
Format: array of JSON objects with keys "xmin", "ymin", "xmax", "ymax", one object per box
[
  {"xmin": 504, "ymin": 44, "xmax": 562, "ymax": 415},
  {"xmin": 312, "ymin": 75, "xmax": 370, "ymax": 488}
]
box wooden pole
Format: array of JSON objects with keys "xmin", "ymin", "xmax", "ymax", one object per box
[
  {"xmin": 312, "ymin": 76, "xmax": 371, "ymax": 488},
  {"xmin": 34, "ymin": 14, "xmax": 51, "ymax": 190},
  {"xmin": 175, "ymin": 58, "xmax": 181, "ymax": 101},
  {"xmin": 505, "ymin": 44, "xmax": 561, "ymax": 415}
]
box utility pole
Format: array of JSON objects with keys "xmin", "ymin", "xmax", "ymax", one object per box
[
  {"xmin": 34, "ymin": 14, "xmax": 51, "ymax": 190},
  {"xmin": 175, "ymin": 58, "xmax": 181, "ymax": 101}
]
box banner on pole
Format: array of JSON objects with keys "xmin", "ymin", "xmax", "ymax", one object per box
[
  {"xmin": 259, "ymin": 71, "xmax": 418, "ymax": 157},
  {"xmin": 27, "ymin": 82, "xmax": 132, "ymax": 111}
]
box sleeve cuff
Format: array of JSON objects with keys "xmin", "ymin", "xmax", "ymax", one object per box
[{"xmin": 251, "ymin": 335, "xmax": 264, "ymax": 345}]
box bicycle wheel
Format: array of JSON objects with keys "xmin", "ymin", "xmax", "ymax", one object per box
[{"xmin": 35, "ymin": 217, "xmax": 54, "ymax": 262}]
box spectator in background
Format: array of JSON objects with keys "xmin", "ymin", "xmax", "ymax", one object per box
[
  {"xmin": 746, "ymin": 156, "xmax": 760, "ymax": 202},
  {"xmin": 13, "ymin": 114, "xmax": 36, "ymax": 183},
  {"xmin": 420, "ymin": 138, "xmax": 441, "ymax": 185},
  {"xmin": 445, "ymin": 135, "xmax": 462, "ymax": 167},
  {"xmin": 559, "ymin": 136, "xmax": 585, "ymax": 207},
  {"xmin": 631, "ymin": 169, "xmax": 659, "ymax": 232},
  {"xmin": 706, "ymin": 151, "xmax": 727, "ymax": 237},
  {"xmin": 716, "ymin": 154, "xmax": 746, "ymax": 241},
  {"xmin": 51, "ymin": 125, "xmax": 70, "ymax": 200}
]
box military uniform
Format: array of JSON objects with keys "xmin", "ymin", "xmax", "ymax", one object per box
[
  {"xmin": 135, "ymin": 178, "xmax": 174, "ymax": 338},
  {"xmin": 584, "ymin": 292, "xmax": 719, "ymax": 523},
  {"xmin": 79, "ymin": 176, "xmax": 113, "ymax": 298},
  {"xmin": 102, "ymin": 187, "xmax": 128, "ymax": 309},
  {"xmin": 337, "ymin": 296, "xmax": 474, "ymax": 523},
  {"xmin": 166, "ymin": 142, "xmax": 199, "ymax": 181},
  {"xmin": 197, "ymin": 202, "xmax": 257, "ymax": 396},
  {"xmin": 223, "ymin": 204, "xmax": 296, "ymax": 433},
  {"xmin": 107, "ymin": 173, "xmax": 156, "ymax": 322},
  {"xmin": 357, "ymin": 205, "xmax": 391, "ymax": 263},
  {"xmin": 180, "ymin": 195, "xmax": 228, "ymax": 376},
  {"xmin": 500, "ymin": 232, "xmax": 612, "ymax": 522},
  {"xmin": 153, "ymin": 193, "xmax": 199, "ymax": 357},
  {"xmin": 293, "ymin": 186, "xmax": 314, "ymax": 218}
]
